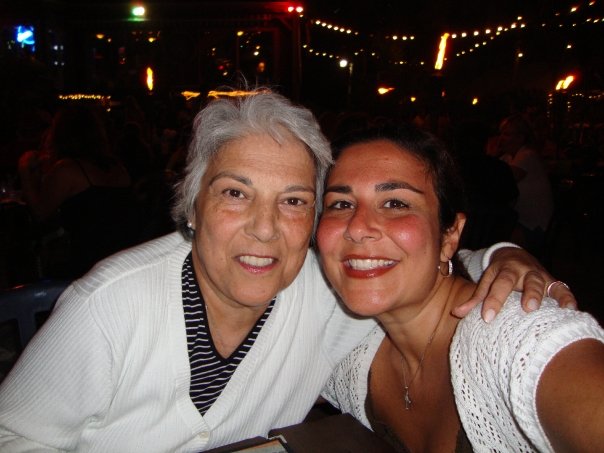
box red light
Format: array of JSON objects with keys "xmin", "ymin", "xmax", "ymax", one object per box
[{"xmin": 287, "ymin": 4, "xmax": 303, "ymax": 13}]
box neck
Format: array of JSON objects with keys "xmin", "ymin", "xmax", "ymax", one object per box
[
  {"xmin": 204, "ymin": 299, "xmax": 267, "ymax": 358},
  {"xmin": 379, "ymin": 276, "xmax": 473, "ymax": 367}
]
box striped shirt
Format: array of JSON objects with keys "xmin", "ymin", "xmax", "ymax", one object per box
[{"xmin": 181, "ymin": 253, "xmax": 275, "ymax": 415}]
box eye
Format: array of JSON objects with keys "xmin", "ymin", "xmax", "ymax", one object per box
[
  {"xmin": 326, "ymin": 200, "xmax": 354, "ymax": 210},
  {"xmin": 223, "ymin": 188, "xmax": 245, "ymax": 199},
  {"xmin": 383, "ymin": 199, "xmax": 409, "ymax": 209},
  {"xmin": 284, "ymin": 197, "xmax": 306, "ymax": 206}
]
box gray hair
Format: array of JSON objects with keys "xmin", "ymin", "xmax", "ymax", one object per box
[{"xmin": 172, "ymin": 88, "xmax": 333, "ymax": 239}]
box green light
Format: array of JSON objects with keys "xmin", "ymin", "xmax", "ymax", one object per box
[{"xmin": 132, "ymin": 6, "xmax": 145, "ymax": 17}]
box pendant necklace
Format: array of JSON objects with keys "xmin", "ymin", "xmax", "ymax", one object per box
[{"xmin": 399, "ymin": 301, "xmax": 448, "ymax": 410}]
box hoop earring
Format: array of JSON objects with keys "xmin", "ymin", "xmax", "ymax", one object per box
[{"xmin": 439, "ymin": 259, "xmax": 453, "ymax": 277}]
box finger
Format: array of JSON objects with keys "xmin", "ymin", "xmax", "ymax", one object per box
[
  {"xmin": 547, "ymin": 281, "xmax": 578, "ymax": 310},
  {"xmin": 518, "ymin": 269, "xmax": 548, "ymax": 312},
  {"xmin": 451, "ymin": 300, "xmax": 475, "ymax": 319},
  {"xmin": 451, "ymin": 268, "xmax": 496, "ymax": 319},
  {"xmin": 479, "ymin": 269, "xmax": 517, "ymax": 322}
]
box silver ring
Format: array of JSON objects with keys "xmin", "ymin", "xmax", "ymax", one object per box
[{"xmin": 546, "ymin": 280, "xmax": 570, "ymax": 298}]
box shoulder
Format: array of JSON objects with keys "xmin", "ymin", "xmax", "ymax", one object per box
[
  {"xmin": 47, "ymin": 158, "xmax": 82, "ymax": 177},
  {"xmin": 285, "ymin": 249, "xmax": 331, "ymax": 296},
  {"xmin": 43, "ymin": 158, "xmax": 86, "ymax": 189},
  {"xmin": 68, "ymin": 232, "xmax": 190, "ymax": 303},
  {"xmin": 329, "ymin": 326, "xmax": 385, "ymax": 383},
  {"xmin": 455, "ymin": 294, "xmax": 602, "ymax": 348},
  {"xmin": 452, "ymin": 293, "xmax": 604, "ymax": 387}
]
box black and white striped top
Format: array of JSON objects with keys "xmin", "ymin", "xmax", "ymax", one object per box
[{"xmin": 181, "ymin": 253, "xmax": 275, "ymax": 416}]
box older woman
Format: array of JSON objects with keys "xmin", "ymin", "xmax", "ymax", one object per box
[
  {"xmin": 0, "ymin": 89, "xmax": 574, "ymax": 452},
  {"xmin": 319, "ymin": 124, "xmax": 603, "ymax": 452}
]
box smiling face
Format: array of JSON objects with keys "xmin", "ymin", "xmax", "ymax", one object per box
[
  {"xmin": 190, "ymin": 133, "xmax": 316, "ymax": 310},
  {"xmin": 317, "ymin": 139, "xmax": 464, "ymax": 318}
]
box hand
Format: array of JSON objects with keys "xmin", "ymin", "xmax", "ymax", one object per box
[{"xmin": 453, "ymin": 246, "xmax": 577, "ymax": 322}]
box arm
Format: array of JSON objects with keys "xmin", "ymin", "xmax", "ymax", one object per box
[
  {"xmin": 0, "ymin": 288, "xmax": 112, "ymax": 450},
  {"xmin": 537, "ymin": 339, "xmax": 604, "ymax": 452},
  {"xmin": 455, "ymin": 243, "xmax": 577, "ymax": 322}
]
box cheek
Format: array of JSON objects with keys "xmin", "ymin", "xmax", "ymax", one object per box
[
  {"xmin": 387, "ymin": 216, "xmax": 434, "ymax": 252},
  {"xmin": 316, "ymin": 218, "xmax": 343, "ymax": 254},
  {"xmin": 284, "ymin": 213, "xmax": 314, "ymax": 245}
]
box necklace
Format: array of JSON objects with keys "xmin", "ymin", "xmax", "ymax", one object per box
[{"xmin": 399, "ymin": 301, "xmax": 448, "ymax": 410}]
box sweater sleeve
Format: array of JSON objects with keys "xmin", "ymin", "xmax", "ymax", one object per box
[
  {"xmin": 457, "ymin": 242, "xmax": 520, "ymax": 283},
  {"xmin": 0, "ymin": 285, "xmax": 114, "ymax": 451},
  {"xmin": 451, "ymin": 296, "xmax": 604, "ymax": 452}
]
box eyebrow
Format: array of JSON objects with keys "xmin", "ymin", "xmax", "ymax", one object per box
[
  {"xmin": 376, "ymin": 181, "xmax": 424, "ymax": 194},
  {"xmin": 325, "ymin": 181, "xmax": 424, "ymax": 195},
  {"xmin": 209, "ymin": 172, "xmax": 251, "ymax": 187},
  {"xmin": 209, "ymin": 172, "xmax": 315, "ymax": 195}
]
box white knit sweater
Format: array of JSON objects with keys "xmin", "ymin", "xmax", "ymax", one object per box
[
  {"xmin": 0, "ymin": 233, "xmax": 491, "ymax": 452},
  {"xmin": 322, "ymin": 295, "xmax": 604, "ymax": 452}
]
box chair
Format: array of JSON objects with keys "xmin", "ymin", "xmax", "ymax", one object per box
[{"xmin": 0, "ymin": 279, "xmax": 71, "ymax": 350}]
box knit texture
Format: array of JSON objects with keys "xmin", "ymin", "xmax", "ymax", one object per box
[
  {"xmin": 0, "ymin": 236, "xmax": 490, "ymax": 452},
  {"xmin": 0, "ymin": 232, "xmax": 376, "ymax": 452},
  {"xmin": 322, "ymin": 295, "xmax": 604, "ymax": 452}
]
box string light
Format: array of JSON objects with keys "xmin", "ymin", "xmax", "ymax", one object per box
[{"xmin": 305, "ymin": 4, "xmax": 603, "ymax": 69}]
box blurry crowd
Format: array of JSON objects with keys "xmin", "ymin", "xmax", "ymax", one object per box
[
  {"xmin": 1, "ymin": 94, "xmax": 199, "ymax": 286},
  {"xmin": 1, "ymin": 91, "xmax": 603, "ymax": 311}
]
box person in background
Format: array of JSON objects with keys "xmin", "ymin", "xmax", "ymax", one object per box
[
  {"xmin": 1, "ymin": 89, "xmax": 575, "ymax": 452},
  {"xmin": 452, "ymin": 119, "xmax": 519, "ymax": 250},
  {"xmin": 17, "ymin": 103, "xmax": 143, "ymax": 277},
  {"xmin": 491, "ymin": 113, "xmax": 554, "ymax": 258},
  {"xmin": 318, "ymin": 123, "xmax": 602, "ymax": 452}
]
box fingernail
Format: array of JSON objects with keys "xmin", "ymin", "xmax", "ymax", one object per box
[
  {"xmin": 484, "ymin": 309, "xmax": 495, "ymax": 323},
  {"xmin": 527, "ymin": 298, "xmax": 539, "ymax": 311}
]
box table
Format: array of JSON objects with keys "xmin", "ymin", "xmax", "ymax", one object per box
[{"xmin": 204, "ymin": 413, "xmax": 396, "ymax": 452}]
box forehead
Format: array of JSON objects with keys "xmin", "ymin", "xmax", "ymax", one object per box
[
  {"xmin": 333, "ymin": 139, "xmax": 429, "ymax": 181},
  {"xmin": 207, "ymin": 133, "xmax": 316, "ymax": 180}
]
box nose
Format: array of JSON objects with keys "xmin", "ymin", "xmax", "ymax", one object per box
[
  {"xmin": 245, "ymin": 199, "xmax": 280, "ymax": 242},
  {"xmin": 344, "ymin": 205, "xmax": 381, "ymax": 243}
]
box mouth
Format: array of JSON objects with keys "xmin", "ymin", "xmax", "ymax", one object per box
[
  {"xmin": 345, "ymin": 258, "xmax": 396, "ymax": 270},
  {"xmin": 238, "ymin": 255, "xmax": 277, "ymax": 268}
]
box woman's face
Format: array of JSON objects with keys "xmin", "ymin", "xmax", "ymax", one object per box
[
  {"xmin": 317, "ymin": 139, "xmax": 462, "ymax": 317},
  {"xmin": 190, "ymin": 133, "xmax": 316, "ymax": 310}
]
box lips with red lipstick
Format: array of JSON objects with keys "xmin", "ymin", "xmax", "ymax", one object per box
[
  {"xmin": 237, "ymin": 255, "xmax": 278, "ymax": 274},
  {"xmin": 342, "ymin": 256, "xmax": 398, "ymax": 278}
]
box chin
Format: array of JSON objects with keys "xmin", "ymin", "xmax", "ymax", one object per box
[{"xmin": 340, "ymin": 294, "xmax": 389, "ymax": 317}]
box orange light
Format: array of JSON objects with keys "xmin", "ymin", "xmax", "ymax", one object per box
[
  {"xmin": 377, "ymin": 86, "xmax": 395, "ymax": 95},
  {"xmin": 562, "ymin": 75, "xmax": 575, "ymax": 89},
  {"xmin": 555, "ymin": 75, "xmax": 575, "ymax": 91},
  {"xmin": 435, "ymin": 33, "xmax": 449, "ymax": 70},
  {"xmin": 146, "ymin": 67, "xmax": 154, "ymax": 92}
]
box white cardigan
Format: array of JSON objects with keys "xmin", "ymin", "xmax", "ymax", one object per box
[
  {"xmin": 322, "ymin": 294, "xmax": 604, "ymax": 452},
  {"xmin": 0, "ymin": 233, "xmax": 491, "ymax": 452}
]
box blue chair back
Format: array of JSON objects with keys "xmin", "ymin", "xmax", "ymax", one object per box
[{"xmin": 0, "ymin": 279, "xmax": 70, "ymax": 349}]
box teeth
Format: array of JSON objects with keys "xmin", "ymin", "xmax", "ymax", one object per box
[
  {"xmin": 346, "ymin": 259, "xmax": 395, "ymax": 270},
  {"xmin": 239, "ymin": 255, "xmax": 275, "ymax": 267}
]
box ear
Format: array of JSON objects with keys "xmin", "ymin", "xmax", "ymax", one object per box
[{"xmin": 440, "ymin": 213, "xmax": 466, "ymax": 261}]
